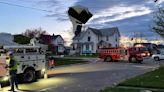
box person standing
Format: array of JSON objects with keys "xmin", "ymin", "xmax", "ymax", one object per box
[{"xmin": 7, "ymin": 52, "xmax": 19, "ymax": 92}]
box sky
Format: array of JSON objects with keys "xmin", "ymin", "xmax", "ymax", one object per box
[{"xmin": 0, "ymin": 0, "xmax": 164, "ymax": 45}]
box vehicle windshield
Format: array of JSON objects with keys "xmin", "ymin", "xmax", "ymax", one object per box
[
  {"xmin": 136, "ymin": 47, "xmax": 148, "ymax": 52},
  {"xmin": 139, "ymin": 47, "xmax": 147, "ymax": 51}
]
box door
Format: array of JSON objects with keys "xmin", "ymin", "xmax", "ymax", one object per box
[{"xmin": 120, "ymin": 49, "xmax": 128, "ymax": 60}]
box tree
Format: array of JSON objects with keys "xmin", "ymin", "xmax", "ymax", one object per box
[
  {"xmin": 23, "ymin": 27, "xmax": 48, "ymax": 38},
  {"xmin": 152, "ymin": 7, "xmax": 164, "ymax": 38},
  {"xmin": 14, "ymin": 34, "xmax": 31, "ymax": 44}
]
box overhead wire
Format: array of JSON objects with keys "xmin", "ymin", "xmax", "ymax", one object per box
[{"xmin": 0, "ymin": 1, "xmax": 53, "ymax": 13}]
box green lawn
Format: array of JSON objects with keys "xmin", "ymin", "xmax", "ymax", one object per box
[
  {"xmin": 54, "ymin": 58, "xmax": 88, "ymax": 66},
  {"xmin": 100, "ymin": 87, "xmax": 163, "ymax": 92},
  {"xmin": 119, "ymin": 66, "xmax": 164, "ymax": 89},
  {"xmin": 100, "ymin": 87, "xmax": 138, "ymax": 92},
  {"xmin": 100, "ymin": 66, "xmax": 164, "ymax": 92}
]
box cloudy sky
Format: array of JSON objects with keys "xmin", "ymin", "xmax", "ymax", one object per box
[{"xmin": 0, "ymin": 0, "xmax": 164, "ymax": 44}]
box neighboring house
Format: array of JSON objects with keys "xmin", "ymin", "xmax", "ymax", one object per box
[
  {"xmin": 51, "ymin": 35, "xmax": 65, "ymax": 54},
  {"xmin": 0, "ymin": 33, "xmax": 18, "ymax": 46},
  {"xmin": 72, "ymin": 27, "xmax": 120, "ymax": 54},
  {"xmin": 39, "ymin": 34, "xmax": 65, "ymax": 54}
]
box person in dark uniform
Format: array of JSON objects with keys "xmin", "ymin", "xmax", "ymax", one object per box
[{"xmin": 7, "ymin": 52, "xmax": 19, "ymax": 92}]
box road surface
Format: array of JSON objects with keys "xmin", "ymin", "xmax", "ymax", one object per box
[{"xmin": 1, "ymin": 59, "xmax": 164, "ymax": 92}]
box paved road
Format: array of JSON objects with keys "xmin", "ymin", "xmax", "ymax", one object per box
[{"xmin": 1, "ymin": 59, "xmax": 164, "ymax": 92}]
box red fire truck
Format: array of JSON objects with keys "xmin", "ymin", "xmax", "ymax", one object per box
[{"xmin": 99, "ymin": 46, "xmax": 150, "ymax": 63}]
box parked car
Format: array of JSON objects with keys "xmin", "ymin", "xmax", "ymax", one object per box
[{"xmin": 152, "ymin": 49, "xmax": 164, "ymax": 61}]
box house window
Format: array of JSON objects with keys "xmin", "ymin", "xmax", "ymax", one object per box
[
  {"xmin": 88, "ymin": 36, "xmax": 91, "ymax": 42},
  {"xmin": 108, "ymin": 44, "xmax": 111, "ymax": 47},
  {"xmin": 106, "ymin": 36, "xmax": 109, "ymax": 41},
  {"xmin": 116, "ymin": 38, "xmax": 117, "ymax": 42},
  {"xmin": 73, "ymin": 45, "xmax": 75, "ymax": 50},
  {"xmin": 88, "ymin": 31, "xmax": 90, "ymax": 34}
]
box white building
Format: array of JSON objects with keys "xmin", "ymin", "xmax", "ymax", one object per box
[
  {"xmin": 51, "ymin": 35, "xmax": 65, "ymax": 54},
  {"xmin": 72, "ymin": 27, "xmax": 120, "ymax": 54},
  {"xmin": 0, "ymin": 33, "xmax": 18, "ymax": 46}
]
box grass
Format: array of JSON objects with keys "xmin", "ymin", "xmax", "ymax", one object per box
[
  {"xmin": 54, "ymin": 58, "xmax": 89, "ymax": 66},
  {"xmin": 100, "ymin": 66, "xmax": 164, "ymax": 92},
  {"xmin": 100, "ymin": 87, "xmax": 164, "ymax": 92},
  {"xmin": 119, "ymin": 66, "xmax": 164, "ymax": 89},
  {"xmin": 100, "ymin": 87, "xmax": 138, "ymax": 92}
]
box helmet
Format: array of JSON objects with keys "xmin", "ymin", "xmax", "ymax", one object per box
[{"xmin": 7, "ymin": 51, "xmax": 13, "ymax": 56}]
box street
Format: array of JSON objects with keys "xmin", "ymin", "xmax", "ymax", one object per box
[
  {"xmin": 1, "ymin": 58, "xmax": 164, "ymax": 92},
  {"xmin": 0, "ymin": 0, "xmax": 163, "ymax": 92}
]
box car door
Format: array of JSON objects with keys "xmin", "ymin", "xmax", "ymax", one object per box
[{"xmin": 161, "ymin": 52, "xmax": 164, "ymax": 59}]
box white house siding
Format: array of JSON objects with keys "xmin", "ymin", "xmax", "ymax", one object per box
[
  {"xmin": 81, "ymin": 29, "xmax": 98, "ymax": 53},
  {"xmin": 101, "ymin": 33, "xmax": 119, "ymax": 48},
  {"xmin": 72, "ymin": 27, "xmax": 120, "ymax": 54},
  {"xmin": 51, "ymin": 36, "xmax": 65, "ymax": 53},
  {"xmin": 52, "ymin": 37, "xmax": 64, "ymax": 45},
  {"xmin": 115, "ymin": 34, "xmax": 120, "ymax": 47}
]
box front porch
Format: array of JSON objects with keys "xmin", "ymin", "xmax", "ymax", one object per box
[
  {"xmin": 81, "ymin": 42, "xmax": 94, "ymax": 54},
  {"xmin": 73, "ymin": 42, "xmax": 94, "ymax": 55}
]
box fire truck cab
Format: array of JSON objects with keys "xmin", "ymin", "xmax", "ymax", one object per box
[
  {"xmin": 0, "ymin": 45, "xmax": 47, "ymax": 83},
  {"xmin": 99, "ymin": 47, "xmax": 150, "ymax": 63}
]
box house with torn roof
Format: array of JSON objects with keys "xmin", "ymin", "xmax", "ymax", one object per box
[{"xmin": 72, "ymin": 27, "xmax": 120, "ymax": 54}]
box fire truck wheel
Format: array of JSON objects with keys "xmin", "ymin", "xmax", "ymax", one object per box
[
  {"xmin": 129, "ymin": 56, "xmax": 137, "ymax": 63},
  {"xmin": 23, "ymin": 69, "xmax": 36, "ymax": 83},
  {"xmin": 154, "ymin": 57, "xmax": 160, "ymax": 61},
  {"xmin": 105, "ymin": 56, "xmax": 113, "ymax": 62}
]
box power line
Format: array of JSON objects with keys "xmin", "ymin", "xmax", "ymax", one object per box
[{"xmin": 0, "ymin": 1, "xmax": 53, "ymax": 13}]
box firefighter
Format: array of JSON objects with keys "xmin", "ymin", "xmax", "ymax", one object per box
[{"xmin": 7, "ymin": 52, "xmax": 19, "ymax": 92}]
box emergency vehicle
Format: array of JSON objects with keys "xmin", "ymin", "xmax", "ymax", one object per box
[
  {"xmin": 99, "ymin": 46, "xmax": 150, "ymax": 63},
  {"xmin": 0, "ymin": 45, "xmax": 55, "ymax": 84}
]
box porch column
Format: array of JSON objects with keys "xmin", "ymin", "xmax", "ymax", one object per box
[
  {"xmin": 89, "ymin": 44, "xmax": 92, "ymax": 51},
  {"xmin": 83, "ymin": 44, "xmax": 86, "ymax": 53}
]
